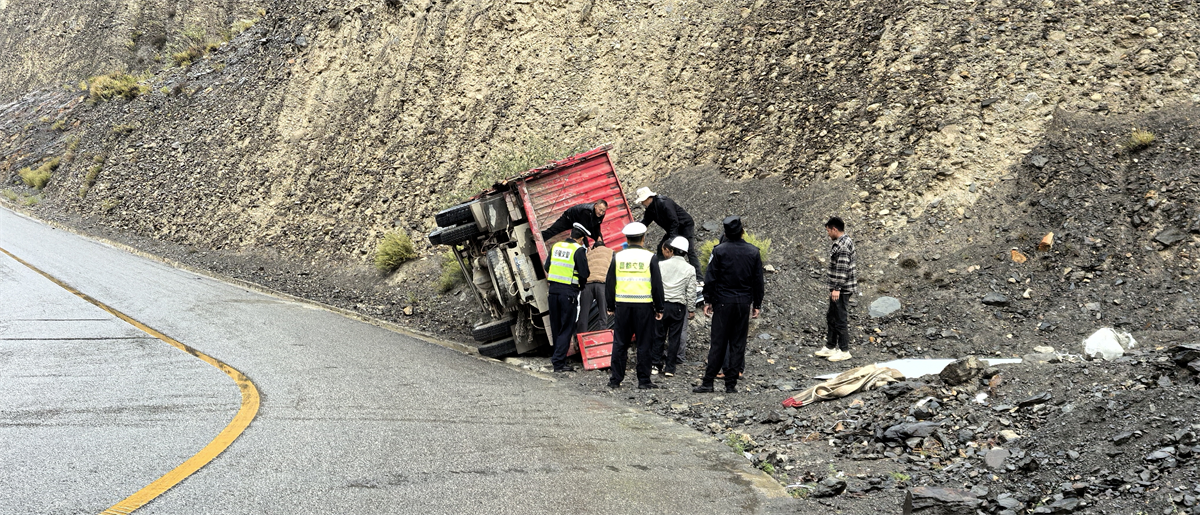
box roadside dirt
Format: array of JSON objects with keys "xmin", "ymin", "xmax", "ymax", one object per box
[{"xmin": 3, "ymin": 0, "xmax": 1200, "ymax": 512}]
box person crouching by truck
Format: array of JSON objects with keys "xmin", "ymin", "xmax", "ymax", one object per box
[
  {"xmin": 543, "ymin": 223, "xmax": 591, "ymax": 373},
  {"xmin": 577, "ymin": 236, "xmax": 614, "ymax": 335},
  {"xmin": 606, "ymin": 222, "xmax": 664, "ymax": 389},
  {"xmin": 541, "ymin": 200, "xmax": 607, "ymax": 243},
  {"xmin": 652, "ymin": 236, "xmax": 696, "ymax": 378}
]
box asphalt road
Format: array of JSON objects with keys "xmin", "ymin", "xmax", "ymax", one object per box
[{"xmin": 0, "ymin": 208, "xmax": 788, "ymax": 514}]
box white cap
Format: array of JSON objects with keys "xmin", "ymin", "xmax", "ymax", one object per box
[
  {"xmin": 621, "ymin": 222, "xmax": 648, "ymax": 236},
  {"xmin": 669, "ymin": 236, "xmax": 689, "ymax": 253},
  {"xmin": 571, "ymin": 222, "xmax": 592, "ymax": 237},
  {"xmin": 633, "ymin": 187, "xmax": 657, "ymax": 204}
]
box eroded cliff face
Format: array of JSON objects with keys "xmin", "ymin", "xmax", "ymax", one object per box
[
  {"xmin": 0, "ymin": 0, "xmax": 266, "ymax": 100},
  {"xmin": 2, "ymin": 0, "xmax": 1197, "ymax": 273}
]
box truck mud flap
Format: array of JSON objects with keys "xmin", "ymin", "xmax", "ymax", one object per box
[
  {"xmin": 472, "ymin": 317, "xmax": 515, "ymax": 343},
  {"xmin": 478, "ymin": 337, "xmax": 517, "ymax": 359},
  {"xmin": 439, "ymin": 222, "xmax": 481, "ymax": 246},
  {"xmin": 435, "ymin": 201, "xmax": 476, "ymax": 228}
]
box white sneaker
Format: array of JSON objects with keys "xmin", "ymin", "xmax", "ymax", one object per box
[
  {"xmin": 651, "ymin": 368, "xmax": 659, "ymax": 375},
  {"xmin": 827, "ymin": 350, "xmax": 853, "ymax": 362},
  {"xmin": 814, "ymin": 347, "xmax": 836, "ymax": 357}
]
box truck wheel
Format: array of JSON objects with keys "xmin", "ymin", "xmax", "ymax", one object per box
[
  {"xmin": 427, "ymin": 227, "xmax": 446, "ymax": 246},
  {"xmin": 435, "ymin": 202, "xmax": 475, "ymax": 228},
  {"xmin": 439, "ymin": 222, "xmax": 481, "ymax": 245},
  {"xmin": 478, "ymin": 337, "xmax": 517, "ymax": 359},
  {"xmin": 472, "ymin": 317, "xmax": 515, "ymax": 343}
]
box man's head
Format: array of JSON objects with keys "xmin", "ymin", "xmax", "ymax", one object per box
[
  {"xmin": 661, "ymin": 242, "xmax": 675, "ymax": 258},
  {"xmin": 593, "ymin": 236, "xmax": 605, "ymax": 249},
  {"xmin": 723, "ymin": 216, "xmax": 744, "ymax": 241},
  {"xmin": 622, "ymin": 222, "xmax": 648, "ymax": 246},
  {"xmin": 633, "ymin": 187, "xmax": 657, "ymax": 207},
  {"xmin": 592, "ymin": 199, "xmax": 608, "ymax": 219},
  {"xmin": 825, "ymin": 216, "xmax": 845, "ymax": 240}
]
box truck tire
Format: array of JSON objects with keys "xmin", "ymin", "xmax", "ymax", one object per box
[
  {"xmin": 472, "ymin": 317, "xmax": 514, "ymax": 343},
  {"xmin": 427, "ymin": 227, "xmax": 446, "ymax": 246},
  {"xmin": 439, "ymin": 222, "xmax": 481, "ymax": 245},
  {"xmin": 435, "ymin": 202, "xmax": 475, "ymax": 228},
  {"xmin": 478, "ymin": 337, "xmax": 517, "ymax": 359}
]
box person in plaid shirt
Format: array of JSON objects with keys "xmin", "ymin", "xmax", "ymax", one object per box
[{"xmin": 816, "ymin": 216, "xmax": 857, "ymax": 362}]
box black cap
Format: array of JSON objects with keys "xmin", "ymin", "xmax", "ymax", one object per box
[{"xmin": 722, "ymin": 216, "xmax": 743, "ymax": 238}]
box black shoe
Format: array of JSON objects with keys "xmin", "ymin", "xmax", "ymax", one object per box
[
  {"xmin": 725, "ymin": 385, "xmax": 738, "ymax": 393},
  {"xmin": 638, "ymin": 382, "xmax": 660, "ymax": 389},
  {"xmin": 607, "ymin": 381, "xmax": 621, "ymax": 389},
  {"xmin": 693, "ymin": 384, "xmax": 715, "ymax": 393},
  {"xmin": 553, "ymin": 366, "xmax": 576, "ymax": 373}
]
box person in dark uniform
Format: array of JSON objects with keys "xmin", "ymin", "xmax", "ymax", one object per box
[
  {"xmin": 693, "ymin": 216, "xmax": 764, "ymax": 394},
  {"xmin": 541, "ymin": 200, "xmax": 607, "ymax": 243},
  {"xmin": 605, "ymin": 222, "xmax": 664, "ymax": 389},
  {"xmin": 633, "ymin": 187, "xmax": 702, "ymax": 282},
  {"xmin": 543, "ymin": 223, "xmax": 591, "ymax": 373}
]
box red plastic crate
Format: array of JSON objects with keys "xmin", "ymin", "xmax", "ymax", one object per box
[{"xmin": 576, "ymin": 330, "xmax": 614, "ymax": 370}]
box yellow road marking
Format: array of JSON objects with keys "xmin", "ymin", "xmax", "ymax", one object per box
[{"xmin": 0, "ymin": 247, "xmax": 260, "ymax": 514}]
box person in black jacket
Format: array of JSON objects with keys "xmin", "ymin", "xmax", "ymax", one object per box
[
  {"xmin": 541, "ymin": 200, "xmax": 607, "ymax": 243},
  {"xmin": 633, "ymin": 187, "xmax": 702, "ymax": 281},
  {"xmin": 693, "ymin": 216, "xmax": 764, "ymax": 394}
]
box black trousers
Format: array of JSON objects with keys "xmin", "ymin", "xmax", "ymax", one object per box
[
  {"xmin": 653, "ymin": 302, "xmax": 686, "ymax": 373},
  {"xmin": 548, "ymin": 291, "xmax": 578, "ymax": 369},
  {"xmin": 611, "ymin": 303, "xmax": 656, "ymax": 386},
  {"xmin": 701, "ymin": 302, "xmax": 751, "ymax": 388},
  {"xmin": 576, "ymin": 282, "xmax": 608, "ymax": 334},
  {"xmin": 826, "ymin": 293, "xmax": 852, "ymax": 351}
]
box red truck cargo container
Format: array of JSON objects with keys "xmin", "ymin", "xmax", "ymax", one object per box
[{"xmin": 427, "ymin": 145, "xmax": 632, "ymax": 359}]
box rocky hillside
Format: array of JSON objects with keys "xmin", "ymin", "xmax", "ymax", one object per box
[{"xmin": 2, "ymin": 0, "xmax": 1199, "ymax": 512}]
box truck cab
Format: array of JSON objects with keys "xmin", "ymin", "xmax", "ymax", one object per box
[{"xmin": 427, "ymin": 145, "xmax": 633, "ymax": 358}]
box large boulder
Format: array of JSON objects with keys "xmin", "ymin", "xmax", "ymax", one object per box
[
  {"xmin": 908, "ymin": 487, "xmax": 984, "ymax": 514},
  {"xmin": 940, "ymin": 356, "xmax": 984, "ymax": 386},
  {"xmin": 869, "ymin": 296, "xmax": 902, "ymax": 317}
]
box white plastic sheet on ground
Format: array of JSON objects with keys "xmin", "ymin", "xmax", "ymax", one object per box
[
  {"xmin": 1083, "ymin": 327, "xmax": 1138, "ymax": 361},
  {"xmin": 815, "ymin": 358, "xmax": 1022, "ymax": 380}
]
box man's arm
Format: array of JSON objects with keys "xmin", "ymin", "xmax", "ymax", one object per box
[
  {"xmin": 649, "ymin": 255, "xmax": 664, "ymax": 314},
  {"xmin": 751, "ymin": 248, "xmax": 765, "ymax": 310},
  {"xmin": 574, "ymin": 247, "xmax": 590, "ymax": 285},
  {"xmin": 683, "ymin": 268, "xmax": 697, "ymax": 311}
]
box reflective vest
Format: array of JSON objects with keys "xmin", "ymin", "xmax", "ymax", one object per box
[
  {"xmin": 614, "ymin": 248, "xmax": 654, "ymax": 303},
  {"xmin": 547, "ymin": 241, "xmax": 582, "ymax": 286}
]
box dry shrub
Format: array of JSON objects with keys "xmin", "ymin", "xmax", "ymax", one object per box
[
  {"xmin": 87, "ymin": 72, "xmax": 148, "ymax": 102},
  {"xmin": 374, "ymin": 232, "xmax": 418, "ymax": 272}
]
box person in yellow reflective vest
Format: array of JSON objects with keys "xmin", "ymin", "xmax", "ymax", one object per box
[
  {"xmin": 605, "ymin": 222, "xmax": 664, "ymax": 389},
  {"xmin": 543, "ymin": 223, "xmax": 591, "ymax": 372}
]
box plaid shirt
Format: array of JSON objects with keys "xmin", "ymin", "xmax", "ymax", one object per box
[{"xmin": 827, "ymin": 235, "xmax": 857, "ymax": 293}]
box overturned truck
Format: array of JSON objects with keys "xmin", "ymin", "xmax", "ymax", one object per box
[{"xmin": 427, "ymin": 145, "xmax": 633, "ymax": 359}]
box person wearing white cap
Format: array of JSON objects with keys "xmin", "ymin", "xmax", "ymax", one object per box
[
  {"xmin": 542, "ymin": 222, "xmax": 591, "ymax": 373},
  {"xmin": 604, "ymin": 222, "xmax": 664, "ymax": 389},
  {"xmin": 633, "ymin": 187, "xmax": 701, "ymax": 282},
  {"xmin": 651, "ymin": 236, "xmax": 696, "ymax": 377}
]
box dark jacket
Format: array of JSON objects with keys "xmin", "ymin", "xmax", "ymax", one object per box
[
  {"xmin": 605, "ymin": 245, "xmax": 664, "ymax": 313},
  {"xmin": 702, "ymin": 238, "xmax": 764, "ymax": 308},
  {"xmin": 541, "ymin": 203, "xmax": 605, "ymax": 242},
  {"xmin": 543, "ymin": 238, "xmax": 590, "ymax": 295},
  {"xmin": 640, "ymin": 196, "xmax": 694, "ymax": 240}
]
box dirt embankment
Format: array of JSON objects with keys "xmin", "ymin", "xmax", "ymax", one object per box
[{"xmin": 2, "ymin": 0, "xmax": 1199, "ymax": 513}]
